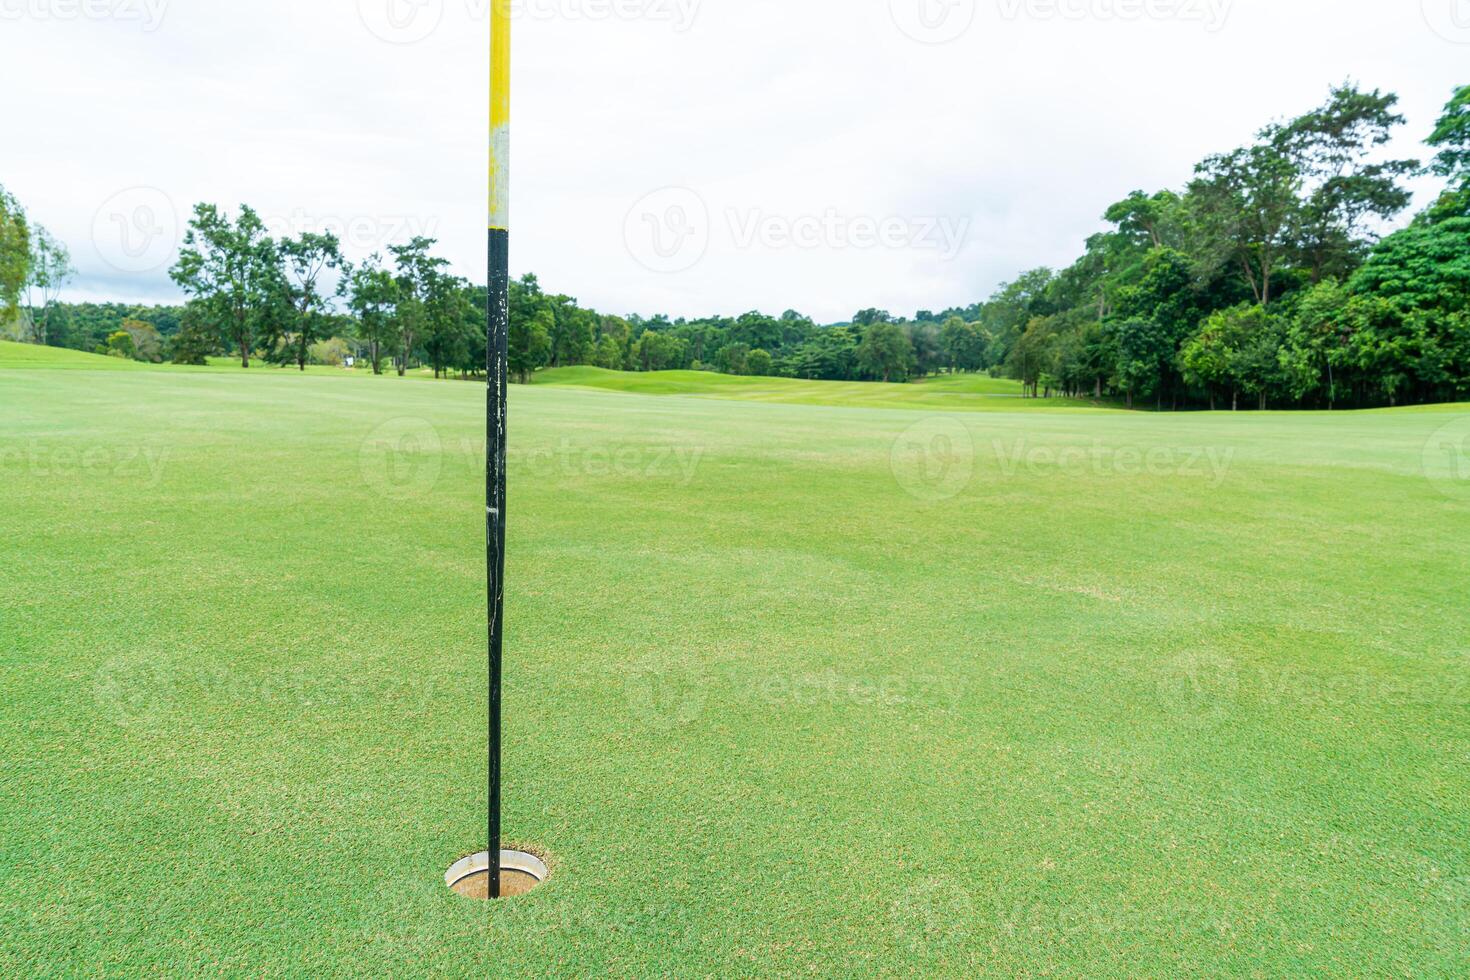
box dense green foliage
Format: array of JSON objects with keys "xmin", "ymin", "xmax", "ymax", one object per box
[{"xmin": 959, "ymin": 83, "xmax": 1468, "ymax": 409}]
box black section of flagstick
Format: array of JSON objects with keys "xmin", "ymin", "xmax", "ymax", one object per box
[{"xmin": 487, "ymin": 227, "xmax": 509, "ymax": 900}]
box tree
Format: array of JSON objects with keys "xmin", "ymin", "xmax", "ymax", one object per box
[
  {"xmin": 170, "ymin": 204, "xmax": 277, "ymax": 367},
  {"xmin": 1190, "ymin": 143, "xmax": 1300, "ymax": 307},
  {"xmin": 592, "ymin": 334, "xmax": 624, "ymax": 370},
  {"xmin": 422, "ymin": 272, "xmax": 476, "ymax": 379},
  {"xmin": 1183, "ymin": 305, "xmax": 1275, "ymax": 410},
  {"xmin": 0, "ymin": 184, "xmax": 30, "ymax": 329},
  {"xmin": 509, "ymin": 307, "xmax": 551, "ymax": 383},
  {"xmin": 388, "ymin": 237, "xmax": 448, "ymax": 376},
  {"xmin": 857, "ymin": 321, "xmax": 914, "ymax": 383},
  {"xmin": 1428, "ymin": 85, "xmax": 1470, "ymax": 188},
  {"xmin": 103, "ymin": 330, "xmax": 135, "ymax": 359},
  {"xmin": 715, "ymin": 342, "xmax": 750, "ymax": 375},
  {"xmin": 120, "ymin": 317, "xmax": 163, "ymax": 363},
  {"xmin": 277, "ymin": 232, "xmax": 346, "ymax": 371},
  {"xmin": 746, "ymin": 348, "xmax": 774, "ymax": 376},
  {"xmin": 170, "ymin": 301, "xmax": 217, "ymax": 365},
  {"xmin": 634, "ymin": 329, "xmax": 687, "ymax": 372},
  {"xmin": 1104, "ymin": 190, "xmax": 1183, "ymax": 249},
  {"xmin": 1346, "ymin": 216, "xmax": 1470, "ymax": 404},
  {"xmin": 347, "ymin": 254, "xmax": 399, "ymax": 375},
  {"xmin": 940, "ymin": 315, "xmax": 987, "ymax": 373},
  {"xmin": 978, "ymin": 269, "xmax": 1056, "ymax": 365},
  {"xmin": 852, "ymin": 308, "xmax": 894, "ymax": 327},
  {"xmin": 548, "ymin": 293, "xmax": 596, "ymax": 368},
  {"xmin": 1273, "ymin": 83, "xmax": 1418, "ymax": 282},
  {"xmin": 1425, "ymin": 85, "xmax": 1470, "ymax": 223},
  {"xmin": 24, "ymin": 226, "xmax": 72, "ymax": 345},
  {"xmin": 1233, "ymin": 313, "xmax": 1286, "ymax": 410},
  {"xmin": 1006, "ymin": 316, "xmax": 1057, "ymax": 397},
  {"xmin": 1110, "ymin": 318, "xmax": 1170, "ymax": 409},
  {"xmin": 308, "ymin": 337, "xmax": 352, "ymax": 367},
  {"xmin": 907, "ymin": 321, "xmax": 944, "ymax": 378}
]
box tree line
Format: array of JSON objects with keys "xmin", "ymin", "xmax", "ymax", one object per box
[
  {"xmin": 164, "ymin": 204, "xmax": 485, "ymax": 377},
  {"xmin": 4, "ymin": 81, "xmax": 1468, "ymax": 409},
  {"xmin": 978, "ymin": 83, "xmax": 1470, "ymax": 409}
]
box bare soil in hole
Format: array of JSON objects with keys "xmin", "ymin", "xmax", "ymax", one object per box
[{"xmin": 450, "ymin": 868, "xmax": 542, "ymax": 900}]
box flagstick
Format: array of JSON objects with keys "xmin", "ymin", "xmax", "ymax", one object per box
[{"xmin": 487, "ymin": 0, "xmax": 510, "ymax": 902}]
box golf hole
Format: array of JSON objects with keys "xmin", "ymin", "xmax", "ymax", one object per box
[{"xmin": 446, "ymin": 850, "xmax": 549, "ymax": 900}]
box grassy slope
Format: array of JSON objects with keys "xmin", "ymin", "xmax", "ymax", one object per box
[
  {"xmin": 534, "ymin": 365, "xmax": 1113, "ymax": 412},
  {"xmin": 1, "ymin": 359, "xmax": 1468, "ymax": 976},
  {"xmin": 0, "ymin": 341, "xmax": 435, "ymax": 380},
  {"xmin": 0, "ymin": 338, "xmax": 150, "ymax": 370}
]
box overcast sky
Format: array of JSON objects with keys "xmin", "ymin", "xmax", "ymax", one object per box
[{"xmin": 2, "ymin": 0, "xmax": 1466, "ymax": 322}]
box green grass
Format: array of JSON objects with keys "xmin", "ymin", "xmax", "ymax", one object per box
[
  {"xmin": 534, "ymin": 364, "xmax": 1112, "ymax": 411},
  {"xmin": 0, "ymin": 338, "xmax": 150, "ymax": 370},
  {"xmin": 2, "ymin": 355, "xmax": 1468, "ymax": 976},
  {"xmin": 0, "ymin": 341, "xmax": 430, "ymax": 380}
]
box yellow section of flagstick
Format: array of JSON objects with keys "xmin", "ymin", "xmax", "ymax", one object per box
[{"xmin": 489, "ymin": 0, "xmax": 510, "ymax": 231}]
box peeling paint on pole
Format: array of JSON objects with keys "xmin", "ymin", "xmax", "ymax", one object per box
[{"xmin": 486, "ymin": 0, "xmax": 510, "ymax": 901}]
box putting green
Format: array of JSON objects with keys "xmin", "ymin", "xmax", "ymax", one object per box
[{"xmin": 1, "ymin": 350, "xmax": 1467, "ymax": 976}]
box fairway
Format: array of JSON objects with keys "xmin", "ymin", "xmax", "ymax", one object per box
[
  {"xmin": 531, "ymin": 365, "xmax": 1105, "ymax": 412},
  {"xmin": 3, "ymin": 355, "xmax": 1469, "ymax": 976}
]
